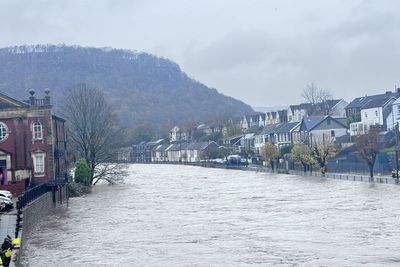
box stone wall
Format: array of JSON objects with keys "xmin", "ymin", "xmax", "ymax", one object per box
[{"xmin": 15, "ymin": 185, "xmax": 68, "ymax": 265}]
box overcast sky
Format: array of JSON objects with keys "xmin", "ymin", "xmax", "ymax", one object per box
[{"xmin": 1, "ymin": 0, "xmax": 399, "ymax": 108}]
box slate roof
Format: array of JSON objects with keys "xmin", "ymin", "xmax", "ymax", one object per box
[
  {"xmin": 186, "ymin": 141, "xmax": 217, "ymax": 150},
  {"xmin": 260, "ymin": 123, "xmax": 284, "ymax": 135},
  {"xmin": 301, "ymin": 116, "xmax": 348, "ymax": 131},
  {"xmin": 275, "ymin": 122, "xmax": 300, "ymax": 133},
  {"xmin": 361, "ymin": 95, "xmax": 395, "ymax": 109},
  {"xmin": 302, "ymin": 116, "xmax": 324, "ymax": 130},
  {"xmin": 346, "ymin": 91, "xmax": 400, "ymax": 110}
]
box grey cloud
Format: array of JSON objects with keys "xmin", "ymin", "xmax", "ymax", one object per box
[{"xmin": 183, "ymin": 30, "xmax": 277, "ymax": 73}]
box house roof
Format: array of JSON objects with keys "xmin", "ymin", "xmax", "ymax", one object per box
[
  {"xmin": 361, "ymin": 95, "xmax": 395, "ymax": 109},
  {"xmin": 0, "ymin": 91, "xmax": 31, "ymax": 109},
  {"xmin": 187, "ymin": 141, "xmax": 218, "ymax": 150},
  {"xmin": 301, "ymin": 116, "xmax": 348, "ymax": 131},
  {"xmin": 147, "ymin": 139, "xmax": 164, "ymax": 146},
  {"xmin": 302, "ymin": 116, "xmax": 324, "ymax": 130},
  {"xmin": 260, "ymin": 123, "xmax": 284, "ymax": 135},
  {"xmin": 275, "ymin": 122, "xmax": 300, "ymax": 133},
  {"xmin": 346, "ymin": 91, "xmax": 400, "ymax": 110},
  {"xmin": 224, "ymin": 134, "xmax": 243, "ymax": 141}
]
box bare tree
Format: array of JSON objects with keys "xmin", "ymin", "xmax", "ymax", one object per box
[
  {"xmin": 355, "ymin": 127, "xmax": 381, "ymax": 180},
  {"xmin": 309, "ymin": 134, "xmax": 337, "ymax": 175},
  {"xmin": 302, "ymin": 83, "xmax": 333, "ymax": 104},
  {"xmin": 62, "ymin": 84, "xmax": 126, "ymax": 185}
]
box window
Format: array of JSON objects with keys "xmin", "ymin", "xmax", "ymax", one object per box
[
  {"xmin": 397, "ymin": 105, "xmax": 400, "ymax": 115},
  {"xmin": 0, "ymin": 122, "xmax": 8, "ymax": 142},
  {"xmin": 32, "ymin": 153, "xmax": 45, "ymax": 175},
  {"xmin": 375, "ymin": 110, "xmax": 378, "ymax": 117},
  {"xmin": 33, "ymin": 121, "xmax": 43, "ymax": 140},
  {"xmin": 365, "ymin": 112, "xmax": 368, "ymax": 118},
  {"xmin": 331, "ymin": 130, "xmax": 335, "ymax": 137}
]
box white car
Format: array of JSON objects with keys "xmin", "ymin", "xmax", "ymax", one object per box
[
  {"xmin": 0, "ymin": 190, "xmax": 12, "ymax": 200},
  {"xmin": 0, "ymin": 195, "xmax": 13, "ymax": 211}
]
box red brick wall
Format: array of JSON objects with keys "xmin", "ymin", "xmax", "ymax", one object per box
[{"xmin": 0, "ymin": 180, "xmax": 26, "ymax": 197}]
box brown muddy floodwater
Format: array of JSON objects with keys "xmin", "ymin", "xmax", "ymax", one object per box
[{"xmin": 20, "ymin": 164, "xmax": 400, "ymax": 266}]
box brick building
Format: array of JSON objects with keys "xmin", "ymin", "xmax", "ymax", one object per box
[{"xmin": 0, "ymin": 89, "xmax": 67, "ymax": 195}]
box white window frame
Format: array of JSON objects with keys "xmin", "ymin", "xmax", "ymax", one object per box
[
  {"xmin": 32, "ymin": 152, "xmax": 45, "ymax": 176},
  {"xmin": 32, "ymin": 121, "xmax": 43, "ymax": 140},
  {"xmin": 0, "ymin": 122, "xmax": 9, "ymax": 142}
]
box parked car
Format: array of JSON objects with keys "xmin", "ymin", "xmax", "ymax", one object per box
[
  {"xmin": 0, "ymin": 190, "xmax": 12, "ymax": 200},
  {"xmin": 0, "ymin": 196, "xmax": 13, "ymax": 211}
]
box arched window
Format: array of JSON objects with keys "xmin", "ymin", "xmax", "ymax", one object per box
[
  {"xmin": 33, "ymin": 121, "xmax": 43, "ymax": 140},
  {"xmin": 0, "ymin": 122, "xmax": 8, "ymax": 142}
]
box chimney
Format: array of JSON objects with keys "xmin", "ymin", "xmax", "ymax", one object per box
[
  {"xmin": 385, "ymin": 91, "xmax": 392, "ymax": 95},
  {"xmin": 44, "ymin": 88, "xmax": 51, "ymax": 105},
  {"xmin": 397, "ymin": 88, "xmax": 400, "ymax": 95},
  {"xmin": 29, "ymin": 89, "xmax": 36, "ymax": 106}
]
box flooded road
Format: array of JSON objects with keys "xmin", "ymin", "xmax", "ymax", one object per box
[{"xmin": 20, "ymin": 164, "xmax": 400, "ymax": 266}]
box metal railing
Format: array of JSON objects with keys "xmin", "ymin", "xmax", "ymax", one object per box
[{"xmin": 16, "ymin": 184, "xmax": 50, "ymax": 211}]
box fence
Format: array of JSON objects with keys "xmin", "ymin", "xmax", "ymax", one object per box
[{"xmin": 15, "ymin": 184, "xmax": 50, "ymax": 211}]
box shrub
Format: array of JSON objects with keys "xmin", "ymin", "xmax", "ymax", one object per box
[
  {"xmin": 74, "ymin": 159, "xmax": 92, "ymax": 186},
  {"xmin": 68, "ymin": 182, "xmax": 91, "ymax": 197}
]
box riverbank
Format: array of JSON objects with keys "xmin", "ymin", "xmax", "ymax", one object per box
[{"xmin": 139, "ymin": 161, "xmax": 398, "ymax": 185}]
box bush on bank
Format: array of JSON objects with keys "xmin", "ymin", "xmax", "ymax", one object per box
[
  {"xmin": 68, "ymin": 182, "xmax": 91, "ymax": 197},
  {"xmin": 74, "ymin": 159, "xmax": 92, "ymax": 186}
]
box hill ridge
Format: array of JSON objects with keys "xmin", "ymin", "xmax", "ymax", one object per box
[{"xmin": 0, "ymin": 44, "xmax": 253, "ymax": 131}]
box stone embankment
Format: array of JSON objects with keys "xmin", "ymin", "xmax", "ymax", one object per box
[{"xmin": 0, "ymin": 185, "xmax": 68, "ymax": 267}]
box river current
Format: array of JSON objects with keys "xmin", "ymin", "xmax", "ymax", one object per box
[{"xmin": 20, "ymin": 164, "xmax": 400, "ymax": 266}]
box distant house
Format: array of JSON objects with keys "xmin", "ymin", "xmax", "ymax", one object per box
[
  {"xmin": 274, "ymin": 122, "xmax": 301, "ymax": 148},
  {"xmin": 134, "ymin": 139, "xmax": 165, "ymax": 162},
  {"xmin": 288, "ymin": 103, "xmax": 313, "ymax": 122},
  {"xmin": 223, "ymin": 134, "xmax": 243, "ymax": 147},
  {"xmin": 288, "ymin": 99, "xmax": 347, "ymax": 123},
  {"xmin": 117, "ymin": 147, "xmax": 132, "ymax": 162},
  {"xmin": 152, "ymin": 144, "xmax": 171, "ymax": 162},
  {"xmin": 240, "ymin": 133, "xmax": 255, "ymax": 152},
  {"xmin": 254, "ymin": 123, "xmax": 284, "ymax": 153},
  {"xmin": 345, "ymin": 90, "xmax": 400, "ymax": 120},
  {"xmin": 325, "ymin": 99, "xmax": 348, "ymax": 117},
  {"xmin": 241, "ymin": 113, "xmax": 266, "ymax": 130},
  {"xmin": 349, "ymin": 94, "xmax": 396, "ymax": 136},
  {"xmin": 185, "ymin": 141, "xmax": 219, "ymax": 162},
  {"xmin": 222, "ymin": 117, "xmax": 242, "ymax": 137},
  {"xmin": 298, "ymin": 116, "xmax": 348, "ymax": 142},
  {"xmin": 170, "ymin": 126, "xmax": 191, "ymax": 142},
  {"xmin": 0, "ymin": 90, "xmax": 67, "ymax": 194}
]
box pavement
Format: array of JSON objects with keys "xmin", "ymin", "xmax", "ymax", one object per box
[{"xmin": 0, "ymin": 201, "xmax": 18, "ymax": 267}]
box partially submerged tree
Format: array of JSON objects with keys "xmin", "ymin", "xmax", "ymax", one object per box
[
  {"xmin": 309, "ymin": 134, "xmax": 337, "ymax": 175},
  {"xmin": 260, "ymin": 143, "xmax": 280, "ymax": 171},
  {"xmin": 62, "ymin": 84, "xmax": 126, "ymax": 185},
  {"xmin": 291, "ymin": 144, "xmax": 316, "ymax": 172},
  {"xmin": 355, "ymin": 127, "xmax": 381, "ymax": 179}
]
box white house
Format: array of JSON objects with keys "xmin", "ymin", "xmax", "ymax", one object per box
[
  {"xmin": 350, "ymin": 95, "xmax": 396, "ymax": 136},
  {"xmin": 386, "ymin": 98, "xmax": 400, "ymax": 131},
  {"xmin": 299, "ymin": 116, "xmax": 348, "ymax": 142}
]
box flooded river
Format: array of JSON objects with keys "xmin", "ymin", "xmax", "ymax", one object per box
[{"xmin": 20, "ymin": 164, "xmax": 400, "ymax": 266}]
